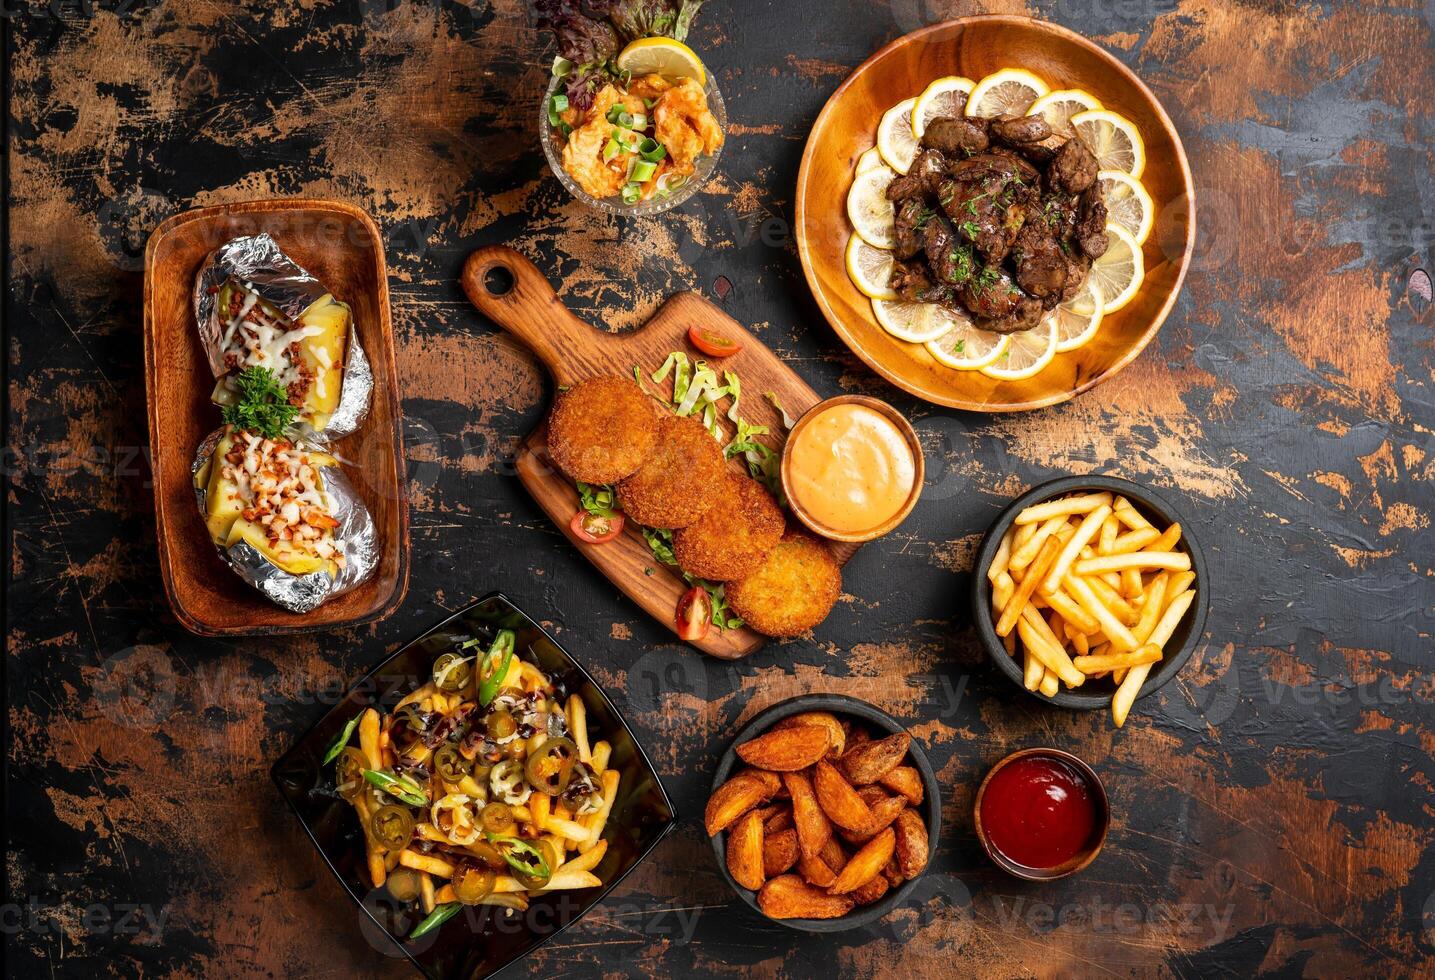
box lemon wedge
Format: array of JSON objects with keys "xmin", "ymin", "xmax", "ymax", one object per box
[
  {"xmin": 966, "ymin": 68, "xmax": 1049, "ymax": 118},
  {"xmin": 872, "ymin": 299, "xmax": 960, "ymax": 343},
  {"xmin": 980, "ymin": 317, "xmax": 1059, "ymax": 381},
  {"xmin": 845, "ymin": 234, "xmax": 898, "ymax": 299},
  {"xmin": 855, "ymin": 147, "xmax": 883, "ymax": 175},
  {"xmin": 1070, "ymin": 109, "xmax": 1145, "ymax": 179},
  {"xmin": 846, "ymin": 166, "xmax": 898, "ymax": 249},
  {"xmin": 912, "ymin": 76, "xmax": 976, "ymax": 139},
  {"xmin": 877, "ymin": 98, "xmax": 920, "ymax": 174},
  {"xmin": 1088, "ymin": 223, "xmax": 1144, "ymax": 314},
  {"xmin": 1052, "ymin": 280, "xmax": 1105, "ymax": 352},
  {"xmin": 615, "ymin": 37, "xmax": 707, "ymax": 84},
  {"xmin": 1026, "ymin": 88, "xmax": 1103, "ymax": 136},
  {"xmin": 1096, "ymin": 170, "xmax": 1154, "ymax": 246},
  {"xmin": 925, "ymin": 313, "xmax": 1010, "ymax": 369}
]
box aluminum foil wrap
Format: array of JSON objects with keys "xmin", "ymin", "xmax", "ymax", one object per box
[
  {"xmin": 193, "ymin": 233, "xmax": 372, "ymax": 441},
  {"xmin": 192, "ymin": 427, "xmax": 379, "ymax": 613}
]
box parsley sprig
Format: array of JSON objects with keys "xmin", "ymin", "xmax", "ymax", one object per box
[{"xmin": 221, "ymin": 366, "xmax": 299, "ymax": 440}]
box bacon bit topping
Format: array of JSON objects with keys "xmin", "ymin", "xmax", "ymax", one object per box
[{"xmin": 221, "ymin": 433, "xmax": 343, "ymax": 566}]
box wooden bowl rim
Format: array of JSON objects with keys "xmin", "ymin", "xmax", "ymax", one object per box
[
  {"xmin": 143, "ymin": 197, "xmax": 411, "ymax": 636},
  {"xmin": 972, "ymin": 746, "xmax": 1110, "ymax": 880},
  {"xmin": 780, "ymin": 394, "xmax": 925, "ymax": 543},
  {"xmin": 795, "ymin": 14, "xmax": 1197, "ymax": 412}
]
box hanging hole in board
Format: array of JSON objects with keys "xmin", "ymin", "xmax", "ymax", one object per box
[{"xmin": 485, "ymin": 264, "xmax": 515, "ymax": 297}]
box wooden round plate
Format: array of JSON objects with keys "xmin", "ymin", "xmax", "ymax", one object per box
[{"xmin": 795, "ymin": 16, "xmax": 1195, "ymax": 412}]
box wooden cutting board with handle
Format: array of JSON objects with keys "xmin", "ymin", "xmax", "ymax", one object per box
[{"xmin": 461, "ymin": 245, "xmax": 859, "ymax": 659}]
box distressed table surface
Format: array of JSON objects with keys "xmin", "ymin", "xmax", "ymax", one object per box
[{"xmin": 5, "ymin": 2, "xmax": 1433, "ymax": 977}]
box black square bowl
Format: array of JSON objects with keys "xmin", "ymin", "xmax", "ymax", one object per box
[{"xmin": 270, "ymin": 592, "xmax": 678, "ymax": 979}]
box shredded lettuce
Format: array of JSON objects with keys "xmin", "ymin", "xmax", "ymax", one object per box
[
  {"xmin": 640, "ymin": 528, "xmax": 744, "ymax": 631},
  {"xmin": 576, "ymin": 481, "xmax": 620, "ymax": 519}
]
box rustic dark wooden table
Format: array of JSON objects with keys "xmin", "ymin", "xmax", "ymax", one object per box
[{"xmin": 5, "ymin": 1, "xmax": 1433, "ymax": 977}]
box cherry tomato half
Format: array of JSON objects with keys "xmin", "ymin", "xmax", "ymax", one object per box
[
  {"xmin": 688, "ymin": 326, "xmax": 742, "ymax": 358},
  {"xmin": 570, "ymin": 510, "xmax": 624, "ymax": 544},
  {"xmin": 675, "ymin": 586, "xmax": 712, "ymax": 641}
]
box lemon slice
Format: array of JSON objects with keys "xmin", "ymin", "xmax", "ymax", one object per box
[
  {"xmin": 912, "ymin": 76, "xmax": 976, "ymax": 139},
  {"xmin": 1096, "ymin": 170, "xmax": 1154, "ymax": 246},
  {"xmin": 1026, "ymin": 88, "xmax": 1102, "ymax": 135},
  {"xmin": 1070, "ymin": 109, "xmax": 1145, "ymax": 179},
  {"xmin": 855, "ymin": 147, "xmax": 883, "ymax": 174},
  {"xmin": 925, "ymin": 313, "xmax": 1009, "ymax": 369},
  {"xmin": 872, "ymin": 299, "xmax": 958, "ymax": 343},
  {"xmin": 846, "ymin": 166, "xmax": 898, "ymax": 248},
  {"xmin": 1088, "ymin": 223, "xmax": 1144, "ymax": 314},
  {"xmin": 1052, "ymin": 280, "xmax": 1105, "ymax": 352},
  {"xmin": 877, "ymin": 98, "xmax": 920, "ymax": 174},
  {"xmin": 980, "ymin": 317, "xmax": 1058, "ymax": 380},
  {"xmin": 845, "ymin": 234, "xmax": 898, "ymax": 299},
  {"xmin": 615, "ymin": 37, "xmax": 706, "ymax": 84},
  {"xmin": 966, "ymin": 68, "xmax": 1049, "ymax": 118}
]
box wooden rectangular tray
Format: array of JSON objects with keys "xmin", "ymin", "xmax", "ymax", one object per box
[
  {"xmin": 143, "ymin": 199, "xmax": 410, "ymax": 635},
  {"xmin": 461, "ymin": 245, "xmax": 857, "ymax": 659}
]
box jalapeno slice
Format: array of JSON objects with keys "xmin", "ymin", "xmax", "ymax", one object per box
[
  {"xmin": 452, "ymin": 865, "xmax": 496, "ymax": 904},
  {"xmin": 477, "ymin": 630, "xmax": 517, "ymax": 706},
  {"xmin": 466, "ymin": 840, "xmax": 506, "ymax": 870},
  {"xmin": 432, "ymin": 651, "xmax": 474, "ymax": 693},
  {"xmin": 335, "ymin": 747, "xmax": 368, "ymax": 801},
  {"xmin": 430, "ymin": 794, "xmax": 481, "ymax": 846},
  {"xmin": 371, "ymin": 804, "xmax": 416, "ymax": 851},
  {"xmin": 525, "ymin": 737, "xmax": 578, "ymax": 797},
  {"xmin": 485, "ymin": 709, "xmax": 517, "ymax": 742},
  {"xmin": 479, "ymin": 802, "xmax": 516, "ymax": 836},
  {"xmin": 433, "ymin": 744, "xmax": 474, "ymax": 784}
]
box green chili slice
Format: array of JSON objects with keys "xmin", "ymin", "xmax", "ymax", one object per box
[
  {"xmin": 409, "ymin": 902, "xmax": 462, "ymax": 940},
  {"xmin": 488, "ymin": 834, "xmax": 551, "ymax": 887},
  {"xmin": 477, "ymin": 631, "xmax": 516, "ymax": 707},
  {"xmin": 322, "ymin": 713, "xmax": 363, "ymax": 765},
  {"xmin": 362, "ymin": 769, "xmax": 429, "ymax": 807}
]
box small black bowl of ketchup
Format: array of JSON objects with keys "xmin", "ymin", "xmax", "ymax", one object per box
[{"xmin": 974, "ymin": 748, "xmax": 1109, "ymax": 880}]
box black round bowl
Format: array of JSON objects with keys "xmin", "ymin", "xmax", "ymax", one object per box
[
  {"xmin": 707, "ymin": 694, "xmax": 942, "ymax": 932},
  {"xmin": 970, "ymin": 475, "xmax": 1209, "ymax": 711}
]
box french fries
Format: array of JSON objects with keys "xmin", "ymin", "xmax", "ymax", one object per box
[
  {"xmin": 710, "ymin": 716, "xmax": 931, "ymax": 920},
  {"xmin": 989, "ymin": 491, "xmax": 1198, "ymax": 726}
]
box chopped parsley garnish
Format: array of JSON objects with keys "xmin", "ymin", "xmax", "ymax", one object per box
[
  {"xmin": 221, "ymin": 366, "xmax": 299, "ymax": 440},
  {"xmin": 959, "ymin": 220, "xmax": 982, "ymax": 240}
]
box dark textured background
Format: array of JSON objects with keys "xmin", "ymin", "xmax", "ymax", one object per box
[{"xmin": 5, "ymin": 1, "xmax": 1434, "ymax": 977}]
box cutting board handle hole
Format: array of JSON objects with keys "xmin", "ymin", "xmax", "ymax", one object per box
[{"xmin": 483, "ymin": 264, "xmax": 515, "ymax": 298}]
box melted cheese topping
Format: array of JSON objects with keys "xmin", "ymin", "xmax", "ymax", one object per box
[{"xmin": 220, "ymin": 281, "xmax": 321, "ymax": 396}]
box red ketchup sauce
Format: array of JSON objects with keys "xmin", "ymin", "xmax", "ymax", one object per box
[{"xmin": 980, "ymin": 755, "xmax": 1099, "ymax": 870}]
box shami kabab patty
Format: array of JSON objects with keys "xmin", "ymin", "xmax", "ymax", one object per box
[
  {"xmin": 726, "ymin": 531, "xmax": 842, "ymax": 638},
  {"xmin": 546, "ymin": 376, "xmax": 660, "ymax": 485},
  {"xmin": 672, "ymin": 473, "xmax": 785, "ymax": 581},
  {"xmin": 616, "ymin": 414, "xmax": 727, "ymax": 528}
]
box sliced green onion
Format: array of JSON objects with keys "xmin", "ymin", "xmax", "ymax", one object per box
[
  {"xmin": 551, "ymin": 56, "xmax": 573, "ymax": 78},
  {"xmin": 410, "ymin": 902, "xmax": 462, "ymax": 940},
  {"xmin": 628, "ymin": 113, "xmax": 648, "ymax": 130},
  {"xmin": 643, "ymin": 97, "xmax": 655, "ymax": 110},
  {"xmin": 547, "ymin": 101, "xmax": 561, "ymax": 128},
  {"xmin": 560, "ymin": 121, "xmax": 573, "ymax": 136},
  {"xmin": 606, "ymin": 104, "xmax": 625, "ymax": 124},
  {"xmin": 621, "ymin": 182, "xmax": 643, "ymax": 204},
  {"xmin": 639, "ymin": 139, "xmax": 666, "ymax": 163},
  {"xmin": 631, "ymin": 160, "xmax": 658, "ymax": 183},
  {"xmin": 552, "ymin": 94, "xmax": 569, "ymax": 113},
  {"xmin": 603, "ymin": 138, "xmax": 621, "ymax": 162},
  {"xmin": 321, "ymin": 713, "xmax": 363, "ymax": 766}
]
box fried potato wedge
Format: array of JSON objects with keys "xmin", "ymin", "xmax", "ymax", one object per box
[
  {"xmin": 704, "ymin": 773, "xmax": 775, "ymax": 836},
  {"xmin": 850, "ymin": 872, "xmax": 891, "ymax": 906},
  {"xmin": 764, "ymin": 808, "xmax": 793, "ymax": 834},
  {"xmin": 737, "ymin": 768, "xmax": 783, "ymax": 796},
  {"xmin": 773, "ymin": 711, "xmax": 846, "ymax": 758},
  {"xmin": 836, "ymin": 732, "xmax": 911, "ymax": 785},
  {"xmin": 727, "ymin": 810, "xmax": 766, "ymax": 891},
  {"xmin": 758, "ymin": 875, "xmax": 855, "ymax": 920},
  {"xmin": 839, "ymin": 794, "xmax": 908, "ymax": 844},
  {"xmin": 828, "ymin": 827, "xmax": 896, "ymax": 894},
  {"xmin": 736, "ymin": 725, "xmax": 832, "ymax": 771},
  {"xmin": 878, "ymin": 765, "xmax": 924, "ymax": 806},
  {"xmin": 812, "ymin": 760, "xmax": 874, "ymax": 831},
  {"xmin": 762, "ymin": 828, "xmax": 800, "ymax": 878},
  {"xmin": 782, "ymin": 771, "xmax": 832, "ymax": 861},
  {"xmin": 893, "ymin": 807, "xmax": 930, "ymax": 879}
]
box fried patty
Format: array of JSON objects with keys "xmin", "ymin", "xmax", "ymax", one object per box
[
  {"xmin": 726, "ymin": 531, "xmax": 842, "ymax": 637},
  {"xmin": 546, "ymin": 376, "xmax": 660, "ymax": 485},
  {"xmin": 616, "ymin": 414, "xmax": 726, "ymax": 528},
  {"xmin": 672, "ymin": 474, "xmax": 785, "ymax": 581}
]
